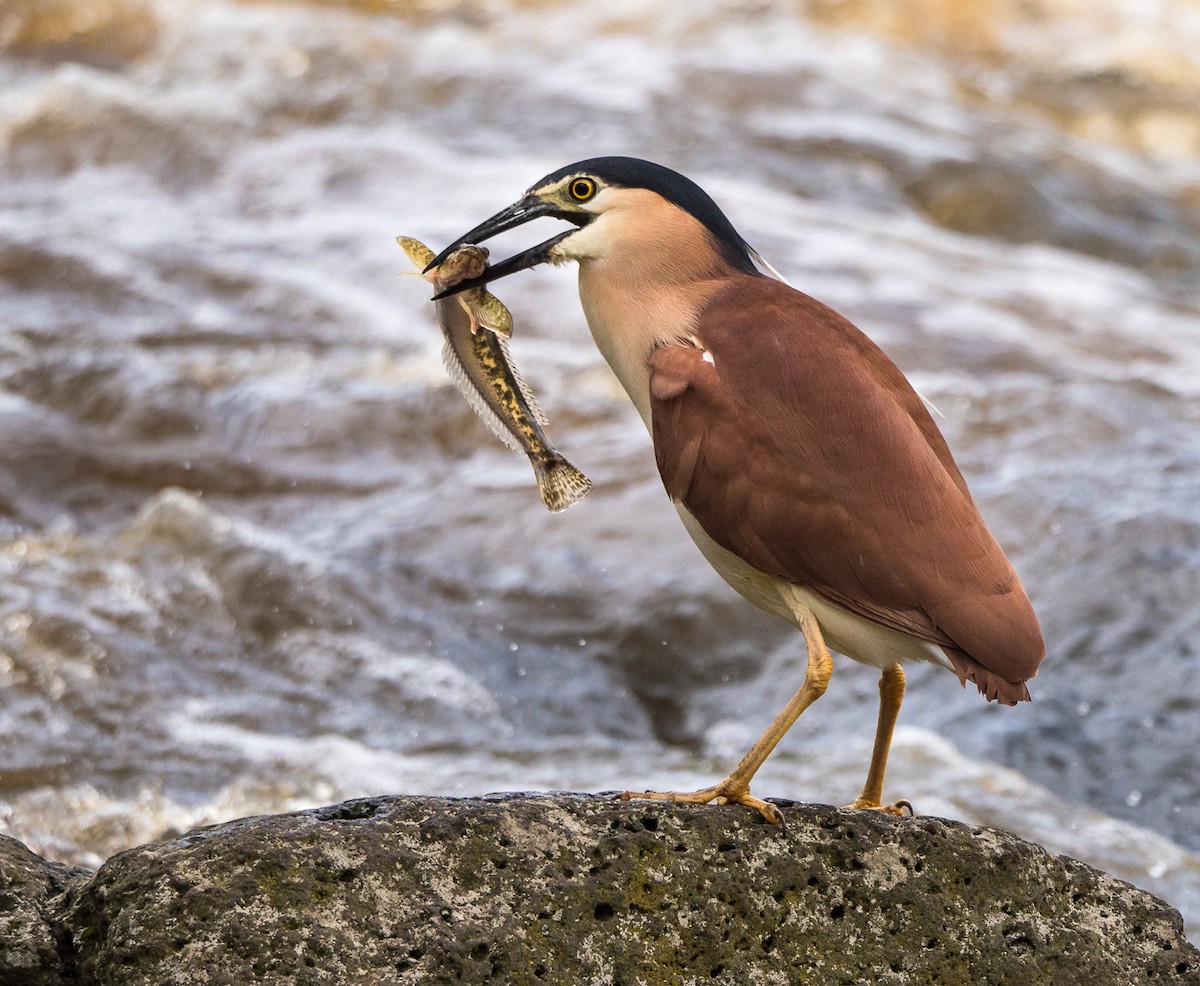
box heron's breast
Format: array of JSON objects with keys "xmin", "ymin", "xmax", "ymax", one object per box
[{"xmin": 577, "ymin": 262, "xmax": 719, "ymax": 429}]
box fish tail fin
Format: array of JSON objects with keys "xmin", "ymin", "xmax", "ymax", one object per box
[{"xmin": 534, "ymin": 455, "xmax": 593, "ymax": 512}]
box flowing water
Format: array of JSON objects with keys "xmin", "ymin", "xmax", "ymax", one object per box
[{"xmin": 2, "ymin": 0, "xmax": 1200, "ymax": 931}]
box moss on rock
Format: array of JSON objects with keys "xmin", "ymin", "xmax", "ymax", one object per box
[{"xmin": 4, "ymin": 795, "xmax": 1199, "ymax": 983}]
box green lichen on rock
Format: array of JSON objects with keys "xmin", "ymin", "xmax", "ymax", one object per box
[{"xmin": 4, "ymin": 795, "xmax": 1199, "ymax": 983}]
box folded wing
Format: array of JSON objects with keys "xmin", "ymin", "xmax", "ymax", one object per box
[{"xmin": 649, "ymin": 279, "xmax": 1044, "ymax": 704}]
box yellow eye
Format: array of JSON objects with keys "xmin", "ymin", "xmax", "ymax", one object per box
[{"xmin": 569, "ymin": 177, "xmax": 597, "ymax": 202}]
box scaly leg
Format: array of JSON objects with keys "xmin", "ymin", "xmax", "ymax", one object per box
[
  {"xmin": 847, "ymin": 662, "xmax": 912, "ymax": 815},
  {"xmin": 619, "ymin": 604, "xmax": 833, "ymax": 824}
]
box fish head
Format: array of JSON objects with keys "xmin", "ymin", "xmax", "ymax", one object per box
[{"xmin": 430, "ymin": 244, "xmax": 491, "ymax": 293}]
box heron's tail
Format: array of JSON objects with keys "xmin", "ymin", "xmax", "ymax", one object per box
[{"xmin": 943, "ymin": 645, "xmax": 1032, "ymax": 706}]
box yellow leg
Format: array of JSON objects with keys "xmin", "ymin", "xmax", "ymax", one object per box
[
  {"xmin": 847, "ymin": 663, "xmax": 912, "ymax": 815},
  {"xmin": 620, "ymin": 605, "xmax": 833, "ymax": 824}
]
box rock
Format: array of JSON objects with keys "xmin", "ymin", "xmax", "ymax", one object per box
[
  {"xmin": 0, "ymin": 834, "xmax": 90, "ymax": 986},
  {"xmin": 5, "ymin": 795, "xmax": 1198, "ymax": 983}
]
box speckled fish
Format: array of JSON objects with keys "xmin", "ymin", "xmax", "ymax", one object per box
[{"xmin": 398, "ymin": 236, "xmax": 592, "ymax": 512}]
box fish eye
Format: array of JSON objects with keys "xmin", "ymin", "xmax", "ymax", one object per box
[{"xmin": 568, "ymin": 177, "xmax": 597, "ymax": 202}]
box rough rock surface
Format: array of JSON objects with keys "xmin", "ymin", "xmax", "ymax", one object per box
[
  {"xmin": 0, "ymin": 834, "xmax": 90, "ymax": 986},
  {"xmin": 4, "ymin": 795, "xmax": 1198, "ymax": 984}
]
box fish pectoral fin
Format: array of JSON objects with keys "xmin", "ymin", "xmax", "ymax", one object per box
[
  {"xmin": 476, "ymin": 313, "xmax": 513, "ymax": 339},
  {"xmin": 396, "ymin": 236, "xmax": 436, "ymax": 269},
  {"xmin": 476, "ymin": 294, "xmax": 514, "ymax": 338}
]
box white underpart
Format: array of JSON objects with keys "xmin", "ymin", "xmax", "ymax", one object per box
[{"xmin": 673, "ymin": 504, "xmax": 953, "ymax": 672}]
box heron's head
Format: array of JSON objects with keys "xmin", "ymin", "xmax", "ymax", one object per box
[{"xmin": 427, "ymin": 156, "xmax": 761, "ymax": 299}]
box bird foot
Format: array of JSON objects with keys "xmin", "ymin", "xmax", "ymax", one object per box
[
  {"xmin": 618, "ymin": 784, "xmax": 784, "ymax": 825},
  {"xmin": 845, "ymin": 797, "xmax": 914, "ymax": 817}
]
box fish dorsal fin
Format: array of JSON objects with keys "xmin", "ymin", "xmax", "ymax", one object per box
[
  {"xmin": 439, "ymin": 332, "xmax": 551, "ymax": 452},
  {"xmin": 494, "ymin": 333, "xmax": 549, "ymax": 428}
]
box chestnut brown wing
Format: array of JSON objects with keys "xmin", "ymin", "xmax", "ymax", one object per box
[{"xmin": 649, "ymin": 279, "xmax": 1043, "ymax": 702}]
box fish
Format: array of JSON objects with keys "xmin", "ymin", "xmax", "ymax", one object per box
[
  {"xmin": 398, "ymin": 236, "xmax": 513, "ymax": 339},
  {"xmin": 398, "ymin": 236, "xmax": 592, "ymax": 513}
]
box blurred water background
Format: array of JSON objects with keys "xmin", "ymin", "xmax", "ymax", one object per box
[{"xmin": 1, "ymin": 0, "xmax": 1199, "ymax": 931}]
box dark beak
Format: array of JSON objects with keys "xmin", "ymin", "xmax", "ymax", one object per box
[{"xmin": 425, "ymin": 195, "xmax": 586, "ymax": 299}]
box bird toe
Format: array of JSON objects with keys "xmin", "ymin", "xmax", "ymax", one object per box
[{"xmin": 846, "ymin": 797, "xmax": 915, "ymax": 817}]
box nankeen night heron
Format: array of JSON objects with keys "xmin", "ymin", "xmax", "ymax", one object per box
[{"xmin": 427, "ymin": 156, "xmax": 1044, "ymax": 823}]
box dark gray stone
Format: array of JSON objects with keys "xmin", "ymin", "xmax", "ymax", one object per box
[
  {"xmin": 4, "ymin": 795, "xmax": 1199, "ymax": 984},
  {"xmin": 0, "ymin": 834, "xmax": 90, "ymax": 985}
]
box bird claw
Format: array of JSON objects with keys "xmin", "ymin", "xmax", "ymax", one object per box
[
  {"xmin": 845, "ymin": 797, "xmax": 915, "ymax": 817},
  {"xmin": 617, "ymin": 786, "xmax": 786, "ymax": 825}
]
